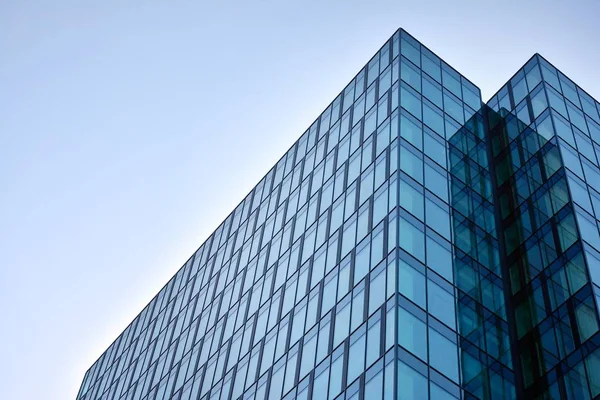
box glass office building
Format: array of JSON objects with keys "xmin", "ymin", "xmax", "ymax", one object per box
[{"xmin": 76, "ymin": 29, "xmax": 600, "ymax": 400}]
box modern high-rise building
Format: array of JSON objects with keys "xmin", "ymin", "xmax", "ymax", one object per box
[{"xmin": 76, "ymin": 29, "xmax": 600, "ymax": 400}]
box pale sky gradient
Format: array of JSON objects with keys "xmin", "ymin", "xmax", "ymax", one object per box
[{"xmin": 1, "ymin": 1, "xmax": 599, "ymax": 399}]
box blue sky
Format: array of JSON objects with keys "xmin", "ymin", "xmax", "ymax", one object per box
[{"xmin": 1, "ymin": 1, "xmax": 599, "ymax": 399}]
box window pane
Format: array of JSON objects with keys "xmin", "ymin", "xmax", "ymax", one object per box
[
  {"xmin": 429, "ymin": 328, "xmax": 459, "ymax": 382},
  {"xmin": 400, "ymin": 218, "xmax": 425, "ymax": 262},
  {"xmin": 400, "ymin": 178, "xmax": 424, "ymax": 220},
  {"xmin": 400, "ymin": 144, "xmax": 423, "ymax": 184},
  {"xmin": 426, "ymin": 237, "xmax": 453, "ymax": 282},
  {"xmin": 397, "ymin": 360, "xmax": 428, "ymax": 399},
  {"xmin": 427, "ymin": 279, "xmax": 456, "ymax": 329},
  {"xmin": 401, "ymin": 110, "xmax": 423, "ymax": 150},
  {"xmin": 398, "ymin": 259, "xmax": 426, "ymax": 308},
  {"xmin": 365, "ymin": 366, "xmax": 384, "ymax": 400},
  {"xmin": 347, "ymin": 330, "xmax": 366, "ymax": 384},
  {"xmin": 398, "ymin": 306, "xmax": 427, "ymax": 360}
]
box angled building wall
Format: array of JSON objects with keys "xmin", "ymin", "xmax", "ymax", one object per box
[{"xmin": 77, "ymin": 30, "xmax": 600, "ymax": 400}]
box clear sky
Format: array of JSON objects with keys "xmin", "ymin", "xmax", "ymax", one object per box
[{"xmin": 1, "ymin": 1, "xmax": 599, "ymax": 399}]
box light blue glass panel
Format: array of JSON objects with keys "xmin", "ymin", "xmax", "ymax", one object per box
[
  {"xmin": 442, "ymin": 67, "xmax": 461, "ymax": 99},
  {"xmin": 397, "ymin": 359, "xmax": 428, "ymax": 400},
  {"xmin": 365, "ymin": 363, "xmax": 384, "ymax": 400},
  {"xmin": 553, "ymin": 112, "xmax": 576, "ymax": 147},
  {"xmin": 401, "ymin": 38, "xmax": 420, "ymax": 67},
  {"xmin": 426, "ymin": 197, "xmax": 450, "ymax": 239},
  {"xmin": 428, "ymin": 328, "xmax": 459, "ymax": 382},
  {"xmin": 525, "ymin": 62, "xmax": 542, "ymax": 89},
  {"xmin": 427, "ymin": 279, "xmax": 456, "ymax": 329},
  {"xmin": 401, "ymin": 110, "xmax": 423, "ymax": 150},
  {"xmin": 426, "ymin": 237, "xmax": 453, "ymax": 282},
  {"xmin": 399, "ymin": 217, "xmax": 425, "ymax": 263},
  {"xmin": 398, "ymin": 306, "xmax": 427, "ymax": 360},
  {"xmin": 423, "ymin": 101, "xmax": 445, "ymax": 138},
  {"xmin": 334, "ymin": 298, "xmax": 351, "ymax": 347},
  {"xmin": 399, "ymin": 258, "xmax": 426, "ymax": 308},
  {"xmin": 547, "ymin": 85, "xmax": 568, "ymax": 117},
  {"xmin": 355, "ymin": 238, "xmax": 371, "ymax": 284},
  {"xmin": 269, "ymin": 361, "xmax": 285, "ymax": 399},
  {"xmin": 313, "ymin": 362, "xmax": 329, "ymax": 400},
  {"xmin": 300, "ymin": 331, "xmax": 317, "ymax": 379},
  {"xmin": 425, "ymin": 164, "xmax": 448, "ymax": 202},
  {"xmin": 444, "ymin": 92, "xmax": 464, "ymax": 124},
  {"xmin": 401, "ymin": 58, "xmax": 421, "ymax": 92},
  {"xmin": 512, "ymin": 76, "xmax": 528, "ymax": 105},
  {"xmin": 400, "ymin": 144, "xmax": 423, "ymax": 184},
  {"xmin": 401, "ymin": 85, "xmax": 422, "ymax": 119},
  {"xmin": 531, "ymin": 88, "xmax": 548, "ymax": 118},
  {"xmin": 351, "ymin": 285, "xmax": 365, "ymax": 332},
  {"xmin": 431, "ymin": 383, "xmax": 458, "ymax": 400},
  {"xmin": 347, "ymin": 328, "xmax": 366, "ymax": 384},
  {"xmin": 424, "ymin": 129, "xmax": 446, "ymax": 167},
  {"xmin": 369, "ymin": 265, "xmax": 387, "ymax": 315},
  {"xmin": 329, "ymin": 350, "xmax": 344, "ymax": 400},
  {"xmin": 316, "ymin": 317, "xmax": 331, "ymax": 362},
  {"xmin": 422, "ymin": 49, "xmax": 441, "ymax": 82},
  {"xmin": 366, "ymin": 314, "xmax": 382, "ymax": 366}
]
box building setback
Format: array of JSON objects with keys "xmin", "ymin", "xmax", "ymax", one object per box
[{"xmin": 77, "ymin": 29, "xmax": 600, "ymax": 400}]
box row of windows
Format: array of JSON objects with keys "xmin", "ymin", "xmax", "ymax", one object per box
[{"xmin": 124, "ymin": 299, "xmax": 461, "ymax": 400}]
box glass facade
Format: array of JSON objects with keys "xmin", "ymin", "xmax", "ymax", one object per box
[{"xmin": 76, "ymin": 30, "xmax": 600, "ymax": 400}]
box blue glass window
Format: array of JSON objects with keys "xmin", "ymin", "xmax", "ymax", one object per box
[
  {"xmin": 442, "ymin": 66, "xmax": 461, "ymax": 99},
  {"xmin": 369, "ymin": 264, "xmax": 387, "ymax": 315},
  {"xmin": 399, "ymin": 216, "xmax": 425, "ymax": 262},
  {"xmin": 329, "ymin": 348, "xmax": 344, "ymax": 400},
  {"xmin": 397, "ymin": 359, "xmax": 428, "ymax": 399},
  {"xmin": 365, "ymin": 361, "xmax": 384, "ymax": 400},
  {"xmin": 366, "ymin": 313, "xmax": 382, "ymax": 366},
  {"xmin": 401, "ymin": 84, "xmax": 422, "ymax": 119},
  {"xmin": 351, "ymin": 284, "xmax": 365, "ymax": 331},
  {"xmin": 425, "ymin": 197, "xmax": 450, "ymax": 238},
  {"xmin": 401, "ymin": 38, "xmax": 420, "ymax": 67},
  {"xmin": 398, "ymin": 305, "xmax": 427, "ymax": 360},
  {"xmin": 431, "ymin": 383, "xmax": 458, "ymax": 400},
  {"xmin": 444, "ymin": 92, "xmax": 464, "ymax": 124},
  {"xmin": 426, "ymin": 236, "xmax": 453, "ymax": 282},
  {"xmin": 313, "ymin": 360, "xmax": 330, "ymax": 400},
  {"xmin": 422, "ymin": 50, "xmax": 441, "ymax": 82},
  {"xmin": 355, "ymin": 237, "xmax": 371, "ymax": 284},
  {"xmin": 347, "ymin": 327, "xmax": 366, "ymax": 384},
  {"xmin": 427, "ymin": 278, "xmax": 456, "ymax": 329},
  {"xmin": 334, "ymin": 297, "xmax": 351, "ymax": 347},
  {"xmin": 531, "ymin": 87, "xmax": 548, "ymax": 118},
  {"xmin": 401, "ymin": 58, "xmax": 421, "ymax": 92},
  {"xmin": 401, "ymin": 110, "xmax": 423, "ymax": 150},
  {"xmin": 399, "ymin": 258, "xmax": 426, "ymax": 308},
  {"xmin": 400, "ymin": 177, "xmax": 424, "ymax": 220},
  {"xmin": 300, "ymin": 329, "xmax": 317, "ymax": 379},
  {"xmin": 425, "ymin": 164, "xmax": 448, "ymax": 202},
  {"xmin": 424, "ymin": 129, "xmax": 446, "ymax": 167},
  {"xmin": 400, "ymin": 144, "xmax": 423, "ymax": 184},
  {"xmin": 428, "ymin": 328, "xmax": 459, "ymax": 382}
]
